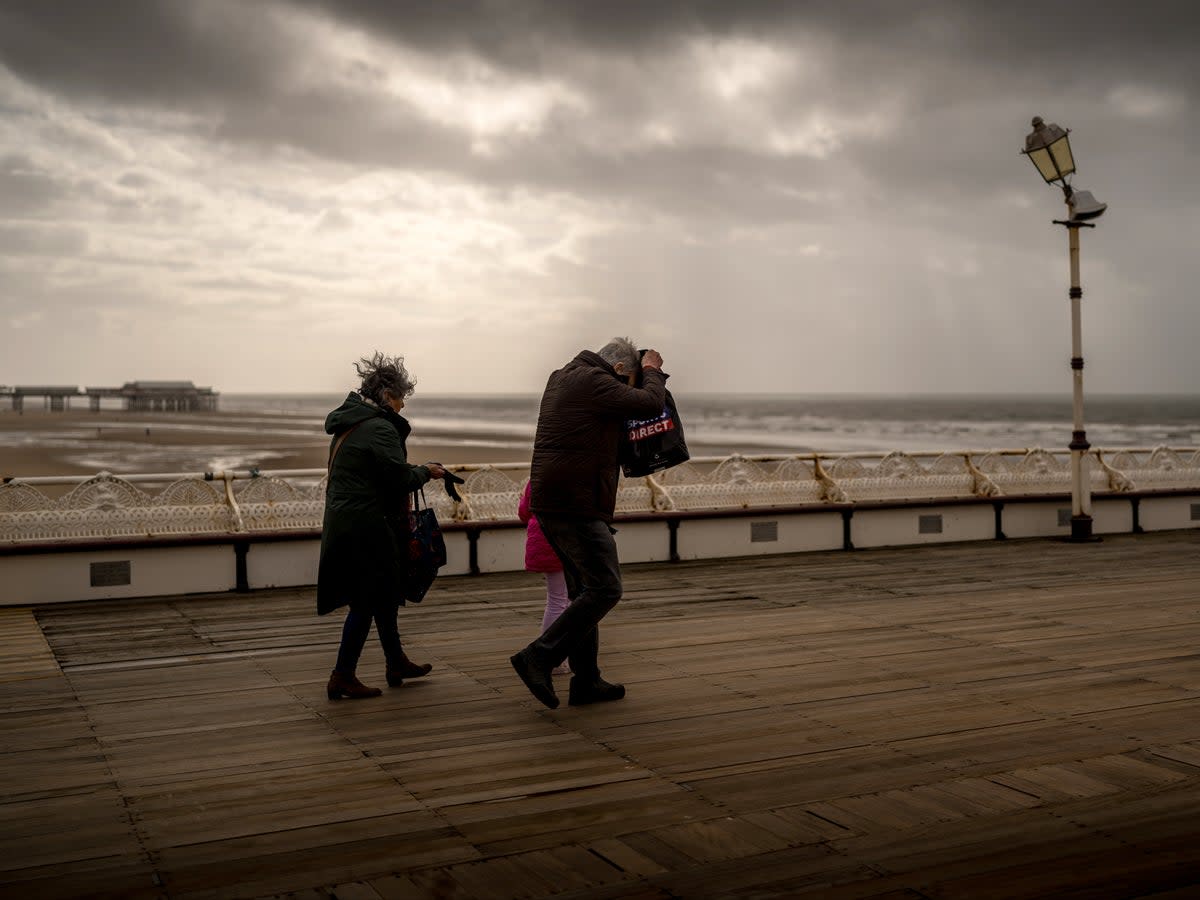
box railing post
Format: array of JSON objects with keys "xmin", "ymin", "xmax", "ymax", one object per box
[
  {"xmin": 233, "ymin": 540, "xmax": 250, "ymax": 592},
  {"xmin": 467, "ymin": 527, "xmax": 481, "ymax": 575}
]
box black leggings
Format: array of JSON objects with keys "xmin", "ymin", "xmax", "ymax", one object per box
[{"xmin": 334, "ymin": 603, "xmax": 403, "ymax": 674}]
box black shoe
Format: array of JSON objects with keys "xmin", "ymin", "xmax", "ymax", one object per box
[
  {"xmin": 568, "ymin": 676, "xmax": 626, "ymax": 706},
  {"xmin": 510, "ymin": 648, "xmax": 559, "ymax": 709}
]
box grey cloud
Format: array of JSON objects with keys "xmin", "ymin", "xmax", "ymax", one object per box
[
  {"xmin": 214, "ymin": 72, "xmax": 836, "ymax": 228},
  {"xmin": 186, "ymin": 276, "xmax": 280, "ymax": 293},
  {"xmin": 290, "ymin": 1, "xmax": 1199, "ymax": 80},
  {"xmin": 0, "ymin": 0, "xmax": 297, "ymax": 108},
  {"xmin": 0, "ymin": 223, "xmax": 88, "ymax": 256},
  {"xmin": 4, "ymin": 0, "xmax": 1192, "ymax": 226},
  {"xmin": 4, "ymin": 3, "xmax": 1195, "ymax": 127},
  {"xmin": 1, "ymin": 0, "xmax": 1197, "ymax": 393},
  {"xmin": 0, "ymin": 155, "xmax": 65, "ymax": 215},
  {"xmin": 0, "ymin": 169, "xmax": 61, "ymax": 214},
  {"xmin": 117, "ymin": 171, "xmax": 157, "ymax": 189},
  {"xmin": 212, "ymin": 81, "xmax": 470, "ymax": 168},
  {"xmin": 315, "ymin": 209, "xmax": 353, "ymax": 232}
]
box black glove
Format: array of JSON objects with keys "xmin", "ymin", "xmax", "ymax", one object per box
[{"xmin": 429, "ymin": 464, "xmax": 465, "ymax": 502}]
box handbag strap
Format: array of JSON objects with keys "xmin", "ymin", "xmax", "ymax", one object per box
[{"xmin": 327, "ymin": 423, "xmax": 361, "ymax": 472}]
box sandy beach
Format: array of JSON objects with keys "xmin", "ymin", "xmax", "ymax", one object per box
[{"xmin": 0, "ymin": 408, "xmax": 535, "ymax": 480}]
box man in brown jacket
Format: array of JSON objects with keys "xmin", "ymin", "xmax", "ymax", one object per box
[{"xmin": 510, "ymin": 337, "xmax": 667, "ymax": 709}]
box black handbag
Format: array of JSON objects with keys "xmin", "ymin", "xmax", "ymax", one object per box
[
  {"xmin": 403, "ymin": 488, "xmax": 447, "ymax": 603},
  {"xmin": 619, "ymin": 388, "xmax": 690, "ymax": 478}
]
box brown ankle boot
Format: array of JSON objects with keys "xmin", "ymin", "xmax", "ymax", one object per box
[
  {"xmin": 386, "ymin": 655, "xmax": 433, "ymax": 687},
  {"xmin": 327, "ymin": 670, "xmax": 382, "ymax": 700}
]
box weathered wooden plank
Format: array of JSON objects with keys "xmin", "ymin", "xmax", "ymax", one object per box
[
  {"xmin": 0, "ymin": 787, "xmax": 138, "ymax": 870},
  {"xmin": 655, "ymin": 815, "xmax": 791, "ymax": 860},
  {"xmin": 0, "ymin": 608, "xmax": 60, "ymax": 682},
  {"xmin": 0, "ymin": 855, "xmax": 163, "ymax": 900}
]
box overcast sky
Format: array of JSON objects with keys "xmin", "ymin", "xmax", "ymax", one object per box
[{"xmin": 1, "ymin": 1, "xmax": 1197, "ymax": 395}]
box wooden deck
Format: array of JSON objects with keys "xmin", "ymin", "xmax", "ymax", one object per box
[{"xmin": 3, "ymin": 531, "xmax": 1200, "ymax": 899}]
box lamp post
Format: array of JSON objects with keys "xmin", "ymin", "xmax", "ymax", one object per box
[{"xmin": 1021, "ymin": 116, "xmax": 1107, "ymax": 542}]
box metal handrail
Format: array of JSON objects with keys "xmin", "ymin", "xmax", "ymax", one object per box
[{"xmin": 4, "ymin": 446, "xmax": 1197, "ymax": 488}]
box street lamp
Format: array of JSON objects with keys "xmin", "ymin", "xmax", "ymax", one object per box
[{"xmin": 1021, "ymin": 116, "xmax": 1107, "ymax": 542}]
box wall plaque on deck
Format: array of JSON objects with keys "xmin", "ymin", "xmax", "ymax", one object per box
[
  {"xmin": 750, "ymin": 521, "xmax": 778, "ymax": 543},
  {"xmin": 90, "ymin": 560, "xmax": 131, "ymax": 587},
  {"xmin": 918, "ymin": 514, "xmax": 943, "ymax": 534}
]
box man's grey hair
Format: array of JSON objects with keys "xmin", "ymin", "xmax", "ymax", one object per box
[{"xmin": 597, "ymin": 337, "xmax": 639, "ymax": 372}]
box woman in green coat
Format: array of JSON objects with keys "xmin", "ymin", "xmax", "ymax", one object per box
[{"xmin": 319, "ymin": 352, "xmax": 447, "ymax": 700}]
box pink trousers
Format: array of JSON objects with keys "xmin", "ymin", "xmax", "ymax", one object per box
[{"xmin": 539, "ymin": 570, "xmax": 569, "ymax": 634}]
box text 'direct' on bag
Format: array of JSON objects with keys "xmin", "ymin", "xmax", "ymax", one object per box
[
  {"xmin": 90, "ymin": 560, "xmax": 131, "ymax": 587},
  {"xmin": 1057, "ymin": 508, "xmax": 1072, "ymax": 527},
  {"xmin": 750, "ymin": 521, "xmax": 778, "ymax": 543}
]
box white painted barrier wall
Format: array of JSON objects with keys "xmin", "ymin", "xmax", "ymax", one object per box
[
  {"xmin": 6, "ymin": 491, "xmax": 1199, "ymax": 606},
  {"xmin": 1139, "ymin": 496, "xmax": 1200, "ymax": 532},
  {"xmin": 4, "ymin": 445, "xmax": 1200, "ymax": 605},
  {"xmin": 4, "ymin": 545, "xmax": 237, "ymax": 606},
  {"xmin": 676, "ymin": 513, "xmax": 843, "ymax": 560}
]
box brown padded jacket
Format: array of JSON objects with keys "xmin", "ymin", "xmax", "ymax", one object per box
[{"xmin": 529, "ymin": 350, "xmax": 667, "ymax": 522}]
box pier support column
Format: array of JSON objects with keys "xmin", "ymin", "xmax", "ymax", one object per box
[{"xmin": 1064, "ymin": 219, "xmax": 1094, "ymax": 542}]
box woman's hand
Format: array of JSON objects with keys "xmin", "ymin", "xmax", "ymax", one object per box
[{"xmin": 424, "ymin": 462, "xmax": 447, "ymax": 479}]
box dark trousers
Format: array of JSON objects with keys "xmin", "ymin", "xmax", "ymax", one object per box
[
  {"xmin": 334, "ymin": 603, "xmax": 403, "ymax": 674},
  {"xmin": 530, "ymin": 515, "xmax": 623, "ymax": 681}
]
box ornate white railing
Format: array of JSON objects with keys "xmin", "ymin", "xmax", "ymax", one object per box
[{"xmin": 2, "ymin": 447, "xmax": 1198, "ymax": 545}]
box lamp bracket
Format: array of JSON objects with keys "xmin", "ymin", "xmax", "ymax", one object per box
[{"xmin": 1053, "ymin": 219, "xmax": 1096, "ymax": 229}]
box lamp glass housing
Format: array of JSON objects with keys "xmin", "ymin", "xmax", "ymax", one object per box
[{"xmin": 1024, "ymin": 118, "xmax": 1076, "ymax": 184}]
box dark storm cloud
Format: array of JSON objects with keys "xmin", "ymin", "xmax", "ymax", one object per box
[
  {"xmin": 4, "ymin": 0, "xmax": 1193, "ymax": 224},
  {"xmin": 0, "ymin": 0, "xmax": 295, "ymax": 107},
  {"xmin": 286, "ymin": 0, "xmax": 1200, "ymax": 104},
  {"xmin": 291, "ymin": 0, "xmax": 1197, "ymax": 74},
  {"xmin": 4, "ymin": 2, "xmax": 1195, "ymax": 128}
]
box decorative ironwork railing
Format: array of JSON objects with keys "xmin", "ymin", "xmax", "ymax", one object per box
[{"xmin": 2, "ymin": 447, "xmax": 1198, "ymax": 545}]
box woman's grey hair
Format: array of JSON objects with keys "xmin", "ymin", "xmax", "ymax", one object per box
[
  {"xmin": 597, "ymin": 336, "xmax": 640, "ymax": 372},
  {"xmin": 355, "ymin": 351, "xmax": 416, "ymax": 405}
]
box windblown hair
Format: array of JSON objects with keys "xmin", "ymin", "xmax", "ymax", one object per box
[
  {"xmin": 597, "ymin": 336, "xmax": 639, "ymax": 372},
  {"xmin": 355, "ymin": 351, "xmax": 416, "ymax": 405}
]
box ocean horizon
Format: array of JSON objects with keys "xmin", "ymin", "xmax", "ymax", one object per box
[
  {"xmin": 216, "ymin": 391, "xmax": 1200, "ymax": 455},
  {"xmin": 3, "ymin": 391, "xmax": 1197, "ymax": 477}
]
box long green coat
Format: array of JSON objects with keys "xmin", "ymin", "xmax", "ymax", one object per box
[{"xmin": 317, "ymin": 393, "xmax": 431, "ymax": 615}]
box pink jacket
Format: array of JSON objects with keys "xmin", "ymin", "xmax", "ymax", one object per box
[{"xmin": 518, "ymin": 481, "xmax": 562, "ymax": 573}]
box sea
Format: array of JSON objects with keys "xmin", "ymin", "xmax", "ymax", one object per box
[
  {"xmin": 221, "ymin": 392, "xmax": 1200, "ymax": 456},
  {"xmin": 2, "ymin": 392, "xmax": 1198, "ymax": 478}
]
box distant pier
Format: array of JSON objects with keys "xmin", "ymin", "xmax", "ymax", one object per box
[{"xmin": 0, "ymin": 380, "xmax": 218, "ymax": 412}]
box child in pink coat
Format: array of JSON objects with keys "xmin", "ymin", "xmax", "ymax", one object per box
[{"xmin": 518, "ymin": 480, "xmax": 570, "ymax": 675}]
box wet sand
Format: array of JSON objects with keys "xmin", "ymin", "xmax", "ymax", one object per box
[{"xmin": 0, "ymin": 409, "xmax": 534, "ymax": 479}]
